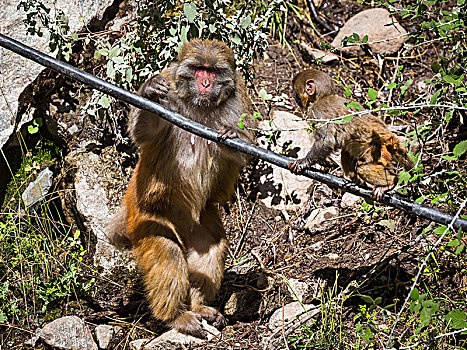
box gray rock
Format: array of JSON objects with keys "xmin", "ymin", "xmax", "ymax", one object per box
[
  {"xmin": 331, "ymin": 8, "xmax": 407, "ymax": 56},
  {"xmin": 268, "ymin": 302, "xmax": 319, "ymax": 331},
  {"xmin": 130, "ymin": 339, "xmax": 149, "ymax": 350},
  {"xmin": 340, "ymin": 192, "xmax": 362, "ymax": 209},
  {"xmin": 0, "ymin": 0, "xmax": 115, "ymax": 149},
  {"xmin": 95, "ymin": 325, "xmax": 113, "ymax": 349},
  {"xmin": 63, "ymin": 143, "xmax": 140, "ymax": 311},
  {"xmin": 300, "ymin": 42, "xmax": 338, "ymax": 64},
  {"xmin": 40, "ymin": 316, "xmax": 97, "ymax": 350},
  {"xmin": 131, "ymin": 320, "xmax": 218, "ymax": 350},
  {"xmin": 257, "ymin": 110, "xmax": 314, "ymax": 211},
  {"xmin": 21, "ymin": 167, "xmax": 53, "ymax": 207},
  {"xmin": 286, "ymin": 279, "xmax": 309, "ymax": 303},
  {"xmin": 304, "ymin": 207, "xmax": 339, "ymax": 230}
]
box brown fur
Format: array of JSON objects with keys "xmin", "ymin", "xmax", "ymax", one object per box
[
  {"xmin": 106, "ymin": 39, "xmax": 253, "ymax": 337},
  {"xmin": 289, "ymin": 69, "xmax": 413, "ymax": 200}
]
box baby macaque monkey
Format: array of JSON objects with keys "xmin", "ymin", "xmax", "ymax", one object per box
[
  {"xmin": 105, "ymin": 39, "xmax": 254, "ymax": 337},
  {"xmin": 289, "ymin": 69, "xmax": 414, "ymax": 200}
]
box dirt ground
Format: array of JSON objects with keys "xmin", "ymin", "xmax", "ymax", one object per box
[{"xmin": 92, "ymin": 2, "xmax": 466, "ymax": 349}]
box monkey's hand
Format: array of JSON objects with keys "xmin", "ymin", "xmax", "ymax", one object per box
[
  {"xmin": 141, "ymin": 74, "xmax": 170, "ymax": 102},
  {"xmin": 218, "ymin": 126, "xmax": 238, "ymax": 140},
  {"xmin": 288, "ymin": 157, "xmax": 312, "ymax": 174},
  {"xmin": 372, "ymin": 185, "xmax": 393, "ymax": 201}
]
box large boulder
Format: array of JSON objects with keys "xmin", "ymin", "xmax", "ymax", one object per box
[
  {"xmin": 0, "ymin": 0, "xmax": 118, "ymax": 149},
  {"xmin": 63, "ymin": 142, "xmax": 141, "ymax": 311},
  {"xmin": 331, "ymin": 8, "xmax": 407, "ymax": 56},
  {"xmin": 257, "ymin": 110, "xmax": 315, "ymax": 211}
]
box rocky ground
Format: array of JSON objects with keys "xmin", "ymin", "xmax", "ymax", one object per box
[{"xmin": 1, "ymin": 0, "xmax": 466, "ymax": 349}]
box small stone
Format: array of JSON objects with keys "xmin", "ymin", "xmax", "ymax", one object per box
[
  {"xmin": 268, "ymin": 302, "xmax": 319, "ymax": 331},
  {"xmin": 300, "ymin": 42, "xmax": 338, "ymax": 64},
  {"xmin": 68, "ymin": 124, "xmax": 79, "ymax": 134},
  {"xmin": 129, "ymin": 339, "xmax": 148, "ymax": 350},
  {"xmin": 21, "ymin": 168, "xmax": 53, "ymax": 208},
  {"xmin": 286, "ymin": 279, "xmax": 309, "ymax": 303},
  {"xmin": 340, "ymin": 192, "xmax": 362, "ymax": 209},
  {"xmin": 304, "ymin": 207, "xmax": 339, "ymax": 230},
  {"xmin": 40, "ymin": 316, "xmax": 97, "ymax": 350},
  {"xmin": 95, "ymin": 324, "xmax": 113, "ymax": 349},
  {"xmin": 328, "ymin": 253, "xmax": 339, "ymax": 260}
]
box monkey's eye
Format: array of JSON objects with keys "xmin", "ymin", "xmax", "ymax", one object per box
[{"xmin": 190, "ymin": 65, "xmax": 221, "ymax": 74}]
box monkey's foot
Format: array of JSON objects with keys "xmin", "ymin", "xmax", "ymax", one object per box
[
  {"xmin": 218, "ymin": 127, "xmax": 238, "ymax": 140},
  {"xmin": 169, "ymin": 311, "xmax": 205, "ymax": 339},
  {"xmin": 288, "ymin": 158, "xmax": 310, "ymax": 174},
  {"xmin": 195, "ymin": 306, "xmax": 226, "ymax": 329},
  {"xmin": 143, "ymin": 74, "xmax": 170, "ymax": 100}
]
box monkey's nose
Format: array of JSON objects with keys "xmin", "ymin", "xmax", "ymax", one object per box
[{"xmin": 201, "ymin": 80, "xmax": 211, "ymax": 88}]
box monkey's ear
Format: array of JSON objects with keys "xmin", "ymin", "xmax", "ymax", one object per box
[{"xmin": 305, "ymin": 79, "xmax": 316, "ymax": 96}]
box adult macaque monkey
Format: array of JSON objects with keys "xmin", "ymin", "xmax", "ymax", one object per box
[
  {"xmin": 289, "ymin": 69, "xmax": 414, "ymax": 200},
  {"xmin": 105, "ymin": 39, "xmax": 254, "ymax": 337}
]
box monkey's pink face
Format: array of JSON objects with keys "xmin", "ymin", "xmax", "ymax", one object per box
[
  {"xmin": 194, "ymin": 68, "xmax": 216, "ymax": 97},
  {"xmin": 176, "ymin": 59, "xmax": 235, "ymax": 106}
]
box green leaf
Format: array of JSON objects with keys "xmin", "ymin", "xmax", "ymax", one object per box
[
  {"xmin": 455, "ymin": 244, "xmax": 465, "ymax": 255},
  {"xmin": 410, "ymin": 287, "xmax": 419, "ymax": 301},
  {"xmin": 240, "ymin": 15, "xmax": 252, "ymax": 29},
  {"xmin": 433, "ymin": 225, "xmax": 447, "ymax": 234},
  {"xmin": 71, "ymin": 33, "xmax": 78, "ymax": 40},
  {"xmin": 374, "ymin": 297, "xmax": 382, "ymax": 305},
  {"xmin": 345, "ymin": 101, "xmax": 362, "ymax": 110},
  {"xmin": 360, "ymin": 295, "xmax": 375, "ymax": 304},
  {"xmin": 258, "ymin": 88, "xmax": 272, "ymax": 101},
  {"xmin": 400, "ymin": 79, "xmax": 413, "ymax": 95},
  {"xmin": 180, "ymin": 26, "xmax": 188, "ymax": 44},
  {"xmin": 430, "ymin": 89, "xmax": 441, "ymax": 104},
  {"xmin": 431, "ymin": 61, "xmax": 442, "ymax": 73},
  {"xmin": 28, "ymin": 124, "xmax": 39, "ymax": 134},
  {"xmin": 387, "ymin": 82, "xmax": 397, "ymax": 89},
  {"xmin": 107, "ymin": 61, "xmax": 115, "ymax": 78},
  {"xmin": 125, "ymin": 67, "xmax": 133, "ymax": 83},
  {"xmin": 98, "ymin": 95, "xmax": 110, "ymax": 108},
  {"xmin": 447, "ymin": 239, "xmax": 460, "ymax": 247},
  {"xmin": 184, "ymin": 3, "xmax": 197, "ymax": 22},
  {"xmin": 238, "ymin": 121, "xmax": 245, "ymax": 129},
  {"xmin": 445, "ymin": 309, "xmax": 467, "ymax": 329},
  {"xmin": 362, "ymin": 35, "xmax": 368, "ymax": 43},
  {"xmin": 363, "ymin": 326, "xmax": 373, "ymax": 340},
  {"xmin": 108, "ymin": 46, "xmax": 120, "ymax": 59},
  {"xmin": 112, "ymin": 56, "xmax": 124, "ymax": 64},
  {"xmin": 453, "ymin": 140, "xmax": 467, "ymax": 157},
  {"xmin": 368, "ymin": 88, "xmax": 377, "ymax": 101},
  {"xmin": 398, "ymin": 170, "xmax": 410, "ymax": 184},
  {"xmin": 231, "ymin": 36, "xmax": 241, "ymax": 45}
]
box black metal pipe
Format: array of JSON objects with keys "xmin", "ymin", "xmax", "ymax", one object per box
[{"xmin": 1, "ymin": 33, "xmax": 465, "ymax": 231}]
